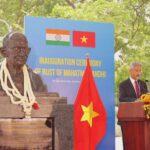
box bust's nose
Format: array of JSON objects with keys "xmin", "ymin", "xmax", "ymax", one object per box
[{"xmin": 19, "ymin": 48, "xmax": 28, "ymax": 56}]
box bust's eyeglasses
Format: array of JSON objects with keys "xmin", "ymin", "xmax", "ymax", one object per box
[{"xmin": 11, "ymin": 47, "xmax": 31, "ymax": 53}]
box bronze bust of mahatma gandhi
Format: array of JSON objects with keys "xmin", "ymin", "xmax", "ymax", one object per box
[
  {"xmin": 0, "ymin": 33, "xmax": 73, "ymax": 150},
  {"xmin": 0, "ymin": 32, "xmax": 47, "ymax": 118}
]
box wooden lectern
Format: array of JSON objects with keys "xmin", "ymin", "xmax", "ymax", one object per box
[{"xmin": 117, "ymin": 102, "xmax": 150, "ymax": 150}]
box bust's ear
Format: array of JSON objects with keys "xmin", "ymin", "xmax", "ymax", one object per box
[{"xmin": 0, "ymin": 47, "xmax": 8, "ymax": 57}]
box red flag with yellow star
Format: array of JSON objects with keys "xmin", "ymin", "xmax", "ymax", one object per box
[
  {"xmin": 73, "ymin": 31, "xmax": 95, "ymax": 48},
  {"xmin": 74, "ymin": 57, "xmax": 107, "ymax": 150}
]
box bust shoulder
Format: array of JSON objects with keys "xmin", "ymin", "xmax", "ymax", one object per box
[{"xmin": 27, "ymin": 66, "xmax": 47, "ymax": 92}]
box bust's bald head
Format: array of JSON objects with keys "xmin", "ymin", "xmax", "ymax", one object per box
[
  {"xmin": 2, "ymin": 32, "xmax": 28, "ymax": 49},
  {"xmin": 0, "ymin": 32, "xmax": 30, "ymax": 67}
]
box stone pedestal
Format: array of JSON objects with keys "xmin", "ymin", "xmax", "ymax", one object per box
[{"xmin": 0, "ymin": 93, "xmax": 73, "ymax": 150}]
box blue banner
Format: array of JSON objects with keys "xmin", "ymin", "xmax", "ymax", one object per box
[{"xmin": 24, "ymin": 16, "xmax": 114, "ymax": 150}]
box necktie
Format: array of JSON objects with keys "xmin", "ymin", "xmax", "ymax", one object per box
[{"xmin": 135, "ymin": 81, "xmax": 140, "ymax": 98}]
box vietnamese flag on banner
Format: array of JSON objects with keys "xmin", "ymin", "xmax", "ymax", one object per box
[
  {"xmin": 74, "ymin": 58, "xmax": 107, "ymax": 150},
  {"xmin": 73, "ymin": 31, "xmax": 95, "ymax": 48}
]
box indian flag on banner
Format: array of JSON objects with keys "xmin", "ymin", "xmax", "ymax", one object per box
[{"xmin": 46, "ymin": 29, "xmax": 70, "ymax": 46}]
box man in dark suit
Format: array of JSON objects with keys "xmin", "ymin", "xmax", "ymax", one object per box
[{"xmin": 119, "ymin": 62, "xmax": 148, "ymax": 102}]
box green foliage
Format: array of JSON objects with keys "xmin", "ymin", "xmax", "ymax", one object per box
[{"xmin": 0, "ymin": 0, "xmax": 149, "ymax": 105}]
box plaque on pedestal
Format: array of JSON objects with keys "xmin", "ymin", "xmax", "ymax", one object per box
[{"xmin": 0, "ymin": 93, "xmax": 73, "ymax": 150}]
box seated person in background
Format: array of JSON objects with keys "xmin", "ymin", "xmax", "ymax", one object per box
[
  {"xmin": 119, "ymin": 62, "xmax": 148, "ymax": 102},
  {"xmin": 0, "ymin": 32, "xmax": 47, "ymax": 116}
]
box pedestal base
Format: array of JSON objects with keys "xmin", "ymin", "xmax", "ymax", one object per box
[
  {"xmin": 0, "ymin": 94, "xmax": 73, "ymax": 150},
  {"xmin": 0, "ymin": 118, "xmax": 53, "ymax": 150}
]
